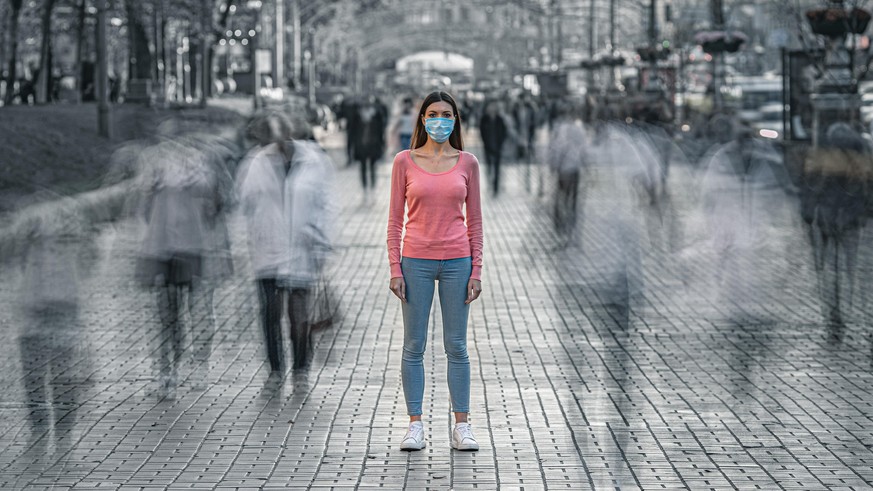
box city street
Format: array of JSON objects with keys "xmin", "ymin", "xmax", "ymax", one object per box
[{"xmin": 1, "ymin": 136, "xmax": 873, "ymax": 490}]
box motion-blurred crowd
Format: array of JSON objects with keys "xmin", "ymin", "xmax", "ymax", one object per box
[
  {"xmin": 6, "ymin": 103, "xmax": 339, "ymax": 401},
  {"xmin": 7, "ymin": 87, "xmax": 873, "ymax": 404}
]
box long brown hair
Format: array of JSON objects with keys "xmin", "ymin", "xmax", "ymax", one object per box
[{"xmin": 410, "ymin": 91, "xmax": 464, "ymax": 151}]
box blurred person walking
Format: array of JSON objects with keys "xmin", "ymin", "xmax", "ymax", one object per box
[
  {"xmin": 802, "ymin": 123, "xmax": 872, "ymax": 341},
  {"xmin": 387, "ymin": 91, "xmax": 484, "ymax": 452},
  {"xmin": 237, "ymin": 113, "xmax": 293, "ymax": 375},
  {"xmin": 390, "ymin": 97, "xmax": 416, "ymax": 152},
  {"xmin": 700, "ymin": 118, "xmax": 791, "ymax": 325},
  {"xmin": 134, "ymin": 134, "xmax": 215, "ymax": 399},
  {"xmin": 354, "ymin": 96, "xmax": 387, "ymax": 195},
  {"xmin": 338, "ymin": 95, "xmax": 360, "ymax": 167},
  {"xmin": 14, "ymin": 197, "xmax": 97, "ymax": 450},
  {"xmin": 278, "ymin": 116, "xmax": 337, "ymax": 370},
  {"xmin": 237, "ymin": 112, "xmax": 336, "ymax": 372},
  {"xmin": 513, "ymin": 93, "xmax": 539, "ymax": 160},
  {"xmin": 180, "ymin": 133, "xmax": 238, "ymax": 383},
  {"xmin": 478, "ymin": 100, "xmax": 507, "ymax": 196},
  {"xmin": 547, "ymin": 104, "xmax": 589, "ymax": 245}
]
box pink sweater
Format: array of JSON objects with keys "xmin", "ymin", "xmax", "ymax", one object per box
[{"xmin": 387, "ymin": 150, "xmax": 484, "ymax": 280}]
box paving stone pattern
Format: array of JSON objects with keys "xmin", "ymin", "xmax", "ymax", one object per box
[{"xmin": 1, "ymin": 140, "xmax": 873, "ymax": 490}]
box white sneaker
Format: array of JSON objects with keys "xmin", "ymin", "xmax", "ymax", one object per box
[
  {"xmin": 451, "ymin": 422, "xmax": 479, "ymax": 451},
  {"xmin": 400, "ymin": 421, "xmax": 426, "ymax": 451}
]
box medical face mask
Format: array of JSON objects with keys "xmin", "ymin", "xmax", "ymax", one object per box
[{"xmin": 424, "ymin": 117, "xmax": 455, "ymax": 143}]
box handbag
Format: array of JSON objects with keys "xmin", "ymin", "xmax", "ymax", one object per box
[{"xmin": 308, "ymin": 273, "xmax": 341, "ymax": 331}]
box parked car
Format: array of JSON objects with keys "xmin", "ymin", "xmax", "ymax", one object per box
[{"xmin": 726, "ymin": 75, "xmax": 783, "ymax": 123}]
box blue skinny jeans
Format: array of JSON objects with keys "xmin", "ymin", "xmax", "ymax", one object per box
[{"xmin": 400, "ymin": 256, "xmax": 472, "ymax": 416}]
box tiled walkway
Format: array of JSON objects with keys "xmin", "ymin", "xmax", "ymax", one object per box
[{"xmin": 2, "ymin": 134, "xmax": 873, "ymax": 490}]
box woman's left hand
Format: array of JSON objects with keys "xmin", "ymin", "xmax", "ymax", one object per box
[{"xmin": 465, "ymin": 279, "xmax": 482, "ymax": 305}]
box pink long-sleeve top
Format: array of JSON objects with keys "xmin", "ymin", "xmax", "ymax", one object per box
[{"xmin": 387, "ymin": 149, "xmax": 483, "ymax": 281}]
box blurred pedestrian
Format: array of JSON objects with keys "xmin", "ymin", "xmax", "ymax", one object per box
[
  {"xmin": 390, "ymin": 97, "xmax": 416, "ymax": 152},
  {"xmin": 387, "ymin": 91, "xmax": 484, "ymax": 452},
  {"xmin": 134, "ymin": 135, "xmax": 215, "ymax": 399},
  {"xmin": 459, "ymin": 96, "xmax": 476, "ymax": 129},
  {"xmin": 237, "ymin": 111, "xmax": 336, "ymax": 372},
  {"xmin": 802, "ymin": 123, "xmax": 872, "ymax": 340},
  {"xmin": 181, "ymin": 133, "xmax": 238, "ymax": 382},
  {"xmin": 586, "ymin": 122, "xmax": 653, "ymax": 329},
  {"xmin": 354, "ymin": 96, "xmax": 387, "ymax": 194},
  {"xmin": 513, "ymin": 93, "xmax": 538, "ymax": 160},
  {"xmin": 18, "ymin": 76, "xmax": 35, "ymax": 105},
  {"xmin": 700, "ymin": 118, "xmax": 790, "ymax": 325},
  {"xmin": 277, "ymin": 117, "xmax": 337, "ymax": 370},
  {"xmin": 338, "ymin": 94, "xmax": 359, "ymax": 167},
  {"xmin": 547, "ymin": 103, "xmax": 589, "ymax": 245},
  {"xmin": 237, "ymin": 112, "xmax": 295, "ymax": 375},
  {"xmin": 478, "ymin": 100, "xmax": 507, "ymax": 195},
  {"xmin": 14, "ymin": 197, "xmax": 96, "ymax": 450},
  {"xmin": 15, "ymin": 197, "xmax": 97, "ymax": 315}
]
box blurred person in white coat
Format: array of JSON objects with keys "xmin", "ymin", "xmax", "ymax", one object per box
[
  {"xmin": 699, "ymin": 120, "xmax": 789, "ymax": 324},
  {"xmin": 278, "ymin": 123, "xmax": 336, "ymax": 370},
  {"xmin": 237, "ymin": 112, "xmax": 336, "ymax": 373},
  {"xmin": 237, "ymin": 112, "xmax": 295, "ymax": 375}
]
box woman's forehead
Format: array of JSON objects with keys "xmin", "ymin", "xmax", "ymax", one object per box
[{"xmin": 425, "ymin": 101, "xmax": 453, "ymax": 113}]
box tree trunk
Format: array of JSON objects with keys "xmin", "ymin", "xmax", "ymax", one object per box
[
  {"xmin": 200, "ymin": 0, "xmax": 211, "ymax": 106},
  {"xmin": 5, "ymin": 1, "xmax": 23, "ymax": 105},
  {"xmin": 711, "ymin": 0, "xmax": 724, "ymax": 28},
  {"xmin": 0, "ymin": 6, "xmax": 7, "ymax": 87},
  {"xmin": 152, "ymin": 0, "xmax": 162, "ymax": 90},
  {"xmin": 35, "ymin": 0, "xmax": 57, "ymax": 104},
  {"xmin": 126, "ymin": 0, "xmax": 153, "ymax": 81},
  {"xmin": 75, "ymin": 0, "xmax": 86, "ymax": 103},
  {"xmin": 161, "ymin": 17, "xmax": 168, "ymax": 98},
  {"xmin": 127, "ymin": 0, "xmax": 136, "ymax": 81}
]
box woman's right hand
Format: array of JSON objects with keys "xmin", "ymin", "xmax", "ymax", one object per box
[{"xmin": 389, "ymin": 277, "xmax": 406, "ymax": 302}]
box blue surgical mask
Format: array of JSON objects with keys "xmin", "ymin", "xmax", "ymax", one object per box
[{"xmin": 424, "ymin": 117, "xmax": 455, "ymax": 143}]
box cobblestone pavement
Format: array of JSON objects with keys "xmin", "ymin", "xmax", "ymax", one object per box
[{"xmin": 2, "ymin": 135, "xmax": 873, "ymax": 490}]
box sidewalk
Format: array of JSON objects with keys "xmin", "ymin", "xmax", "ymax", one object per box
[{"xmin": 1, "ymin": 140, "xmax": 873, "ymax": 490}]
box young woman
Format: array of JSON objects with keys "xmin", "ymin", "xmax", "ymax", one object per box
[{"xmin": 387, "ymin": 91, "xmax": 484, "ymax": 451}]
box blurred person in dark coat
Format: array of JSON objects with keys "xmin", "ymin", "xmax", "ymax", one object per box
[
  {"xmin": 802, "ymin": 123, "xmax": 872, "ymax": 341},
  {"xmin": 513, "ymin": 93, "xmax": 539, "ymax": 160},
  {"xmin": 353, "ymin": 96, "xmax": 387, "ymax": 193},
  {"xmin": 338, "ymin": 95, "xmax": 360, "ymax": 167},
  {"xmin": 478, "ymin": 100, "xmax": 508, "ymax": 195}
]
